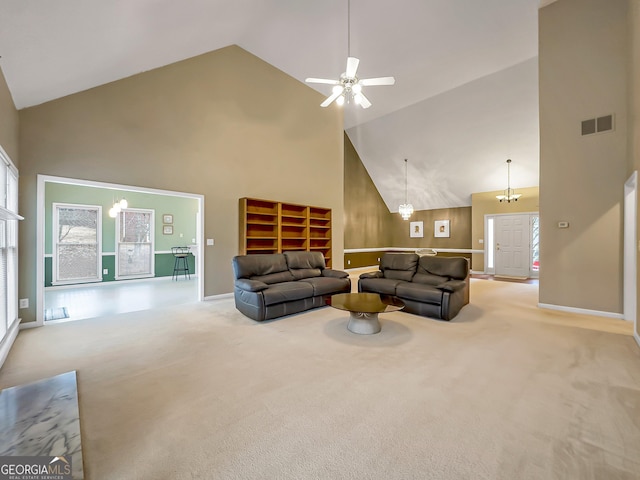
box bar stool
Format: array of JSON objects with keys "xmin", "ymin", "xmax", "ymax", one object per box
[{"xmin": 171, "ymin": 247, "xmax": 191, "ymax": 280}]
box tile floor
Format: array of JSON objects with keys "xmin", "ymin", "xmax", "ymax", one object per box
[{"xmin": 44, "ymin": 276, "xmax": 199, "ymax": 323}]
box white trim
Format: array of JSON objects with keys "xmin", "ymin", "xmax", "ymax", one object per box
[
  {"xmin": 44, "ymin": 251, "xmax": 178, "ymax": 258},
  {"xmin": 623, "ymin": 171, "xmax": 637, "ymax": 326},
  {"xmin": 635, "ymin": 332, "xmax": 640, "ymax": 348},
  {"xmin": 0, "ymin": 319, "xmax": 20, "ymax": 370},
  {"xmin": 19, "ymin": 320, "xmax": 40, "ymax": 330},
  {"xmin": 37, "ymin": 174, "xmax": 206, "ymax": 328},
  {"xmin": 204, "ymin": 293, "xmax": 234, "ymax": 301},
  {"xmin": 344, "ymin": 247, "xmax": 482, "ymax": 254},
  {"xmin": 0, "ymin": 208, "xmax": 23, "ymax": 221},
  {"xmin": 538, "ymin": 303, "xmax": 624, "ymax": 320}
]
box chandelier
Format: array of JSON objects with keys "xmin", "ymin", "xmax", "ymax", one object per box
[
  {"xmin": 108, "ymin": 198, "xmax": 128, "ymax": 218},
  {"xmin": 496, "ymin": 159, "xmax": 521, "ymax": 203},
  {"xmin": 399, "ymin": 158, "xmax": 414, "ymax": 220}
]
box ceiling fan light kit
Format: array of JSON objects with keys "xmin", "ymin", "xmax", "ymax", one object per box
[{"xmin": 305, "ymin": 0, "xmax": 395, "ymax": 109}]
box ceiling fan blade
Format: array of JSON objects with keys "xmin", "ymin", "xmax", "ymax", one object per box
[
  {"xmin": 358, "ymin": 76, "xmax": 396, "ymax": 86},
  {"xmin": 305, "ymin": 77, "xmax": 340, "ymax": 85},
  {"xmin": 357, "ymin": 92, "xmax": 372, "ymax": 109},
  {"xmin": 345, "ymin": 57, "xmax": 360, "ymax": 78},
  {"xmin": 320, "ymin": 87, "xmax": 344, "ymax": 107}
]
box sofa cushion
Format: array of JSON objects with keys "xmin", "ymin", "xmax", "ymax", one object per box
[
  {"xmin": 396, "ymin": 283, "xmax": 444, "ymax": 304},
  {"xmin": 252, "ymin": 271, "xmax": 295, "ymax": 284},
  {"xmin": 359, "ymin": 277, "xmax": 404, "ymax": 295},
  {"xmin": 284, "ymin": 251, "xmax": 326, "ymax": 269},
  {"xmin": 233, "ymin": 254, "xmax": 289, "ymax": 279},
  {"xmin": 299, "ymin": 277, "xmax": 350, "ymax": 296},
  {"xmin": 261, "ymin": 282, "xmax": 314, "ymax": 306},
  {"xmin": 412, "ymin": 273, "xmax": 449, "ymax": 286},
  {"xmin": 290, "ymin": 268, "xmax": 322, "ymax": 280},
  {"xmin": 418, "ymin": 256, "xmax": 468, "ymax": 280},
  {"xmin": 380, "ymin": 253, "xmax": 419, "ymax": 282}
]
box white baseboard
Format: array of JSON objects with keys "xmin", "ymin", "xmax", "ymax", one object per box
[
  {"xmin": 0, "ymin": 320, "xmax": 21, "ymax": 370},
  {"xmin": 538, "ymin": 303, "xmax": 624, "ymax": 320},
  {"xmin": 635, "ymin": 331, "xmax": 640, "ymax": 348},
  {"xmin": 204, "ymin": 293, "xmax": 234, "ymax": 301}
]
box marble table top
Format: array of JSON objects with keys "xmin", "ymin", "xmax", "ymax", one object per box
[{"xmin": 0, "ymin": 370, "xmax": 84, "ymax": 479}]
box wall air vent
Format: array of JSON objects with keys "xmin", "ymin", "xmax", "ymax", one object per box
[{"xmin": 582, "ymin": 114, "xmax": 614, "ymax": 136}]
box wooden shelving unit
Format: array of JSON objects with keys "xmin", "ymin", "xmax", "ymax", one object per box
[{"xmin": 239, "ymin": 198, "xmax": 332, "ymax": 266}]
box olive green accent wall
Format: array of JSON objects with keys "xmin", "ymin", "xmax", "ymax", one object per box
[
  {"xmin": 344, "ymin": 135, "xmax": 472, "ymax": 267},
  {"xmin": 44, "ymin": 182, "xmax": 198, "ymax": 254},
  {"xmin": 539, "ymin": 0, "xmax": 628, "ymax": 314},
  {"xmin": 0, "ymin": 66, "xmax": 19, "ymax": 165},
  {"xmin": 388, "ymin": 208, "xmax": 472, "ymax": 249},
  {"xmin": 344, "ymin": 132, "xmax": 391, "ymax": 248},
  {"xmin": 471, "ymin": 186, "xmax": 540, "ymax": 271},
  {"xmin": 18, "ymin": 45, "xmax": 344, "ymax": 323}
]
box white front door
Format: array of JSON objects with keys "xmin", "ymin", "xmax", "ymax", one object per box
[{"xmin": 495, "ymin": 214, "xmax": 530, "ymax": 278}]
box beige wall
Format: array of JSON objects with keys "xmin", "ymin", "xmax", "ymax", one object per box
[
  {"xmin": 471, "ymin": 187, "xmax": 540, "ymax": 271},
  {"xmin": 344, "ymin": 133, "xmax": 391, "ymax": 248},
  {"xmin": 18, "ymin": 45, "xmax": 344, "ymax": 323},
  {"xmin": 539, "ymin": 0, "xmax": 628, "ymax": 314},
  {"xmin": 0, "ymin": 67, "xmax": 19, "ymax": 165}
]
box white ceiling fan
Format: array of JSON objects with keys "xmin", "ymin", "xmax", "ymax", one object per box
[{"xmin": 305, "ymin": 0, "xmax": 395, "ymax": 109}]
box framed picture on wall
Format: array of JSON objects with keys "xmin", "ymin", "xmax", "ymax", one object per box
[
  {"xmin": 163, "ymin": 225, "xmax": 173, "ymax": 235},
  {"xmin": 434, "ymin": 220, "xmax": 450, "ymax": 238},
  {"xmin": 410, "ymin": 221, "xmax": 424, "ymax": 238},
  {"xmin": 163, "ymin": 214, "xmax": 173, "ymax": 224}
]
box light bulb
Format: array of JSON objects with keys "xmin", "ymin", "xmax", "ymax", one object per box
[
  {"xmin": 109, "ymin": 207, "xmax": 117, "ymax": 218},
  {"xmin": 354, "ymin": 94, "xmax": 362, "ymax": 105},
  {"xmin": 119, "ymin": 198, "xmax": 128, "ymax": 209},
  {"xmin": 332, "ymin": 85, "xmax": 343, "ymax": 94},
  {"xmin": 336, "ymin": 95, "xmax": 345, "ymax": 106},
  {"xmin": 352, "ymin": 83, "xmax": 362, "ymax": 94},
  {"xmin": 113, "ymin": 203, "xmax": 121, "ymax": 213}
]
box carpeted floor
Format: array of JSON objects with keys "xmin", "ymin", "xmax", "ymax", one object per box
[{"xmin": 1, "ymin": 279, "xmax": 639, "ymax": 480}]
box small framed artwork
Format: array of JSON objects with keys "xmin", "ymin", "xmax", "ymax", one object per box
[
  {"xmin": 410, "ymin": 221, "xmax": 424, "ymax": 238},
  {"xmin": 163, "ymin": 214, "xmax": 173, "ymax": 224},
  {"xmin": 434, "ymin": 220, "xmax": 450, "ymax": 238},
  {"xmin": 163, "ymin": 225, "xmax": 173, "ymax": 235}
]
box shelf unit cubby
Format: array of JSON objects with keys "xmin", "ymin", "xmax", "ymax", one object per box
[{"xmin": 239, "ymin": 198, "xmax": 332, "ymax": 266}]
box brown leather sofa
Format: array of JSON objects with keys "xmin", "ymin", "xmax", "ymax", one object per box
[
  {"xmin": 232, "ymin": 251, "xmax": 351, "ymax": 321},
  {"xmin": 358, "ymin": 253, "xmax": 469, "ymax": 321}
]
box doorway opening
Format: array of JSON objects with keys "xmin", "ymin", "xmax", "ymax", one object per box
[
  {"xmin": 484, "ymin": 212, "xmax": 539, "ymax": 278},
  {"xmin": 37, "ymin": 175, "xmax": 204, "ymax": 326}
]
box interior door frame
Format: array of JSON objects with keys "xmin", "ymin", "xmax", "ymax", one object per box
[
  {"xmin": 624, "ymin": 171, "xmax": 637, "ymax": 331},
  {"xmin": 484, "ymin": 211, "xmax": 539, "ymax": 277},
  {"xmin": 35, "ymin": 174, "xmax": 205, "ymax": 328}
]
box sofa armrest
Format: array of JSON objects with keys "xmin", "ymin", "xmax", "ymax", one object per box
[
  {"xmin": 322, "ymin": 268, "xmax": 349, "ymax": 279},
  {"xmin": 359, "ymin": 271, "xmax": 383, "ymax": 279},
  {"xmin": 436, "ymin": 279, "xmax": 467, "ymax": 293},
  {"xmin": 235, "ymin": 279, "xmax": 269, "ymax": 292}
]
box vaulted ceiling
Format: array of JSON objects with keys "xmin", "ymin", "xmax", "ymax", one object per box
[{"xmin": 0, "ymin": 0, "xmax": 545, "ymax": 211}]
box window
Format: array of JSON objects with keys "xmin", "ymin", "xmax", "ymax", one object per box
[
  {"xmin": 0, "ymin": 148, "xmax": 21, "ymax": 341},
  {"xmin": 53, "ymin": 204, "xmax": 102, "ymax": 284}
]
